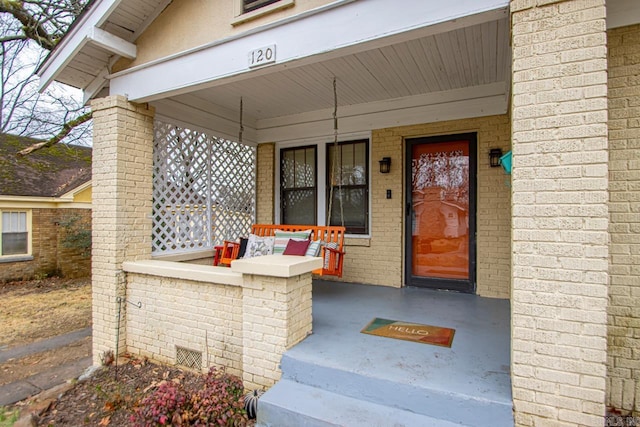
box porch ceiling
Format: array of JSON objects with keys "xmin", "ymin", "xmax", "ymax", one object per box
[
  {"xmin": 167, "ymin": 17, "xmax": 511, "ymax": 125},
  {"xmin": 40, "ymin": 0, "xmax": 640, "ymax": 122}
]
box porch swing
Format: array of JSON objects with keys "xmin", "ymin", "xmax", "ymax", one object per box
[{"xmin": 215, "ymin": 80, "xmax": 346, "ymax": 277}]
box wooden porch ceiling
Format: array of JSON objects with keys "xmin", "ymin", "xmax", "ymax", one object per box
[{"xmin": 166, "ymin": 17, "xmax": 511, "ymax": 124}]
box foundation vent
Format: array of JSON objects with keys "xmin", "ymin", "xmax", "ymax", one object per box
[{"xmin": 175, "ymin": 346, "xmax": 202, "ymax": 371}]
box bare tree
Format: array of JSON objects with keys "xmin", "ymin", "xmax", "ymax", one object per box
[{"xmin": 0, "ymin": 0, "xmax": 92, "ymax": 155}]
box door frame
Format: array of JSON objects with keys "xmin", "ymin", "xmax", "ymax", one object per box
[{"xmin": 404, "ymin": 133, "xmax": 477, "ymax": 293}]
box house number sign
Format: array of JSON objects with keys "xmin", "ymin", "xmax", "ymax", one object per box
[{"xmin": 248, "ymin": 45, "xmax": 276, "ymax": 68}]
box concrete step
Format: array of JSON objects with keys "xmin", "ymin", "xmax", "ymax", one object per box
[
  {"xmin": 257, "ymin": 379, "xmax": 468, "ymax": 427},
  {"xmin": 276, "ymin": 353, "xmax": 513, "ymax": 427}
]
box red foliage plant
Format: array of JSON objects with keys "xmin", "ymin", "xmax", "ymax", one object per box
[{"xmin": 130, "ymin": 367, "xmax": 248, "ymax": 426}]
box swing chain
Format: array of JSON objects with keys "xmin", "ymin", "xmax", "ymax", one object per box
[
  {"xmin": 327, "ymin": 77, "xmax": 344, "ymax": 228},
  {"xmin": 239, "ymin": 97, "xmax": 244, "ymax": 144}
]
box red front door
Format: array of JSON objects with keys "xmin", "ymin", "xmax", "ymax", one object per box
[{"xmin": 405, "ymin": 133, "xmax": 477, "ymax": 293}]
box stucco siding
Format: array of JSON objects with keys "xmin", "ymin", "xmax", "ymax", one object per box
[{"xmin": 114, "ymin": 0, "xmax": 334, "ymax": 72}]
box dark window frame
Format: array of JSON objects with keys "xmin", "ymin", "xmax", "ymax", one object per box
[
  {"xmin": 242, "ymin": 0, "xmax": 280, "ymax": 13},
  {"xmin": 280, "ymin": 145, "xmax": 318, "ymax": 225},
  {"xmin": 326, "ymin": 139, "xmax": 369, "ymax": 235}
]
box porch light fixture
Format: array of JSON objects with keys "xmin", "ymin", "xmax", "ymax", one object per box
[
  {"xmin": 489, "ymin": 148, "xmax": 503, "ymax": 168},
  {"xmin": 379, "ymin": 157, "xmax": 391, "ymax": 174}
]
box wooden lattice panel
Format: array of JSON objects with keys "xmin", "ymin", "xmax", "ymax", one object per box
[{"xmin": 152, "ymin": 121, "xmax": 256, "ymax": 255}]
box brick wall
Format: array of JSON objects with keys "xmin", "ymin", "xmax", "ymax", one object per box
[
  {"xmin": 241, "ymin": 273, "xmax": 313, "ymax": 388},
  {"xmin": 91, "ymin": 96, "xmax": 155, "ymax": 365},
  {"xmin": 607, "ymin": 23, "xmax": 640, "ymax": 416},
  {"xmin": 0, "ymin": 207, "xmax": 91, "ymax": 282},
  {"xmin": 256, "ymin": 143, "xmax": 275, "ymax": 224},
  {"xmin": 125, "ymin": 273, "xmax": 244, "ymax": 377},
  {"xmin": 510, "ymin": 0, "xmax": 609, "ymax": 425},
  {"xmin": 345, "ymin": 115, "xmax": 512, "ymax": 298},
  {"xmin": 124, "ymin": 261, "xmax": 314, "ymax": 390},
  {"xmin": 57, "ymin": 208, "xmax": 92, "ymax": 279}
]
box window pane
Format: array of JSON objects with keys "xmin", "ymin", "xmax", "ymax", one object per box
[
  {"xmin": 328, "ymin": 187, "xmax": 367, "ymax": 233},
  {"xmin": 243, "ymin": 0, "xmax": 279, "ymax": 13},
  {"xmin": 282, "ymin": 151, "xmax": 295, "ymax": 188},
  {"xmin": 305, "ymin": 148, "xmax": 315, "ymax": 186},
  {"xmin": 281, "ymin": 146, "xmax": 316, "ymax": 224},
  {"xmin": 327, "ymin": 145, "xmax": 337, "ymax": 185},
  {"xmin": 353, "ymin": 143, "xmax": 366, "ymax": 184},
  {"xmin": 2, "ymin": 232, "xmax": 28, "ymax": 255},
  {"xmin": 18, "ymin": 212, "xmax": 26, "ymax": 230},
  {"xmin": 282, "ymin": 190, "xmax": 316, "ymax": 225},
  {"xmin": 294, "ymin": 149, "xmax": 314, "ymax": 187},
  {"xmin": 2, "ymin": 212, "xmax": 27, "ymax": 232},
  {"xmin": 327, "ymin": 140, "xmax": 368, "ymax": 234}
]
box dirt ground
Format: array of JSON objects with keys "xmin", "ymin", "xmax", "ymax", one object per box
[
  {"xmin": 0, "ymin": 277, "xmax": 92, "ymax": 389},
  {"xmin": 0, "ymin": 277, "xmax": 92, "ymax": 348},
  {"xmin": 1, "ymin": 277, "xmax": 255, "ymax": 426}
]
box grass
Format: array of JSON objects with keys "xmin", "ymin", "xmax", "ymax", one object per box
[
  {"xmin": 0, "ymin": 406, "xmax": 18, "ymax": 427},
  {"xmin": 0, "ymin": 277, "xmax": 91, "ymax": 347}
]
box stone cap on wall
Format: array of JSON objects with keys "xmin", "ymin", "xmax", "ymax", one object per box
[
  {"xmin": 123, "ymin": 260, "xmax": 243, "ymax": 286},
  {"xmin": 231, "ymin": 255, "xmax": 323, "ymax": 278}
]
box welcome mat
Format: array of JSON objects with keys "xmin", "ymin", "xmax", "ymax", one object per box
[{"xmin": 361, "ymin": 318, "xmax": 455, "ymax": 348}]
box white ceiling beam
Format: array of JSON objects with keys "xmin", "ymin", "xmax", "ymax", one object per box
[
  {"xmin": 87, "ymin": 27, "xmax": 136, "ymax": 59},
  {"xmin": 254, "ymin": 83, "xmax": 509, "ymax": 144},
  {"xmin": 83, "ymin": 67, "xmax": 110, "ymax": 105},
  {"xmin": 109, "ymin": 0, "xmax": 509, "ymax": 102},
  {"xmin": 37, "ymin": 0, "xmax": 124, "ymax": 92},
  {"xmin": 607, "ymin": 0, "xmax": 640, "ymax": 29},
  {"xmin": 153, "ymin": 98, "xmax": 258, "ymax": 145}
]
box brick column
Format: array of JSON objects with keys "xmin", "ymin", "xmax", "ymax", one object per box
[
  {"xmin": 256, "ymin": 142, "xmax": 275, "ymax": 224},
  {"xmin": 607, "ymin": 23, "xmax": 640, "ymax": 416},
  {"xmin": 240, "ymin": 273, "xmax": 312, "ymax": 389},
  {"xmin": 510, "ymin": 1, "xmax": 609, "ymax": 426},
  {"xmin": 90, "ymin": 96, "xmax": 155, "ymax": 365}
]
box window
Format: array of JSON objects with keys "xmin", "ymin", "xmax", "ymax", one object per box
[
  {"xmin": 280, "ymin": 146, "xmax": 317, "ymax": 225},
  {"xmin": 1, "ymin": 211, "xmax": 29, "ymax": 256},
  {"xmin": 242, "ymin": 0, "xmax": 280, "ymax": 13},
  {"xmin": 327, "ymin": 140, "xmax": 369, "ymax": 234},
  {"xmin": 233, "ymin": 0, "xmax": 294, "ymax": 24}
]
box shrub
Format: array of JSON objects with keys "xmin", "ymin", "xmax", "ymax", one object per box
[
  {"xmin": 187, "ymin": 368, "xmax": 247, "ymax": 426},
  {"xmin": 131, "ymin": 368, "xmax": 247, "ymax": 427},
  {"xmin": 131, "ymin": 382, "xmax": 186, "ymax": 426},
  {"xmin": 59, "ymin": 213, "xmax": 91, "ymax": 257}
]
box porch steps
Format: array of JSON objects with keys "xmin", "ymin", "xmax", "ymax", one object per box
[
  {"xmin": 257, "ymin": 379, "xmax": 465, "ymax": 427},
  {"xmin": 257, "ymin": 353, "xmax": 513, "ymax": 427}
]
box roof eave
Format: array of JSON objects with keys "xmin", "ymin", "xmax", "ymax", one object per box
[{"xmin": 36, "ymin": 0, "xmax": 128, "ymax": 92}]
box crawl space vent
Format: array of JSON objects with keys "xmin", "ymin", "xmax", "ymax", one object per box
[{"xmin": 176, "ymin": 346, "xmax": 202, "ymax": 371}]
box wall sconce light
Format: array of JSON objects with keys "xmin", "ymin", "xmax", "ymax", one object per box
[
  {"xmin": 379, "ymin": 157, "xmax": 391, "ymax": 174},
  {"xmin": 489, "ymin": 148, "xmax": 503, "ymax": 168}
]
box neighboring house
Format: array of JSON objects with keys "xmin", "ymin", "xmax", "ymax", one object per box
[
  {"xmin": 0, "ymin": 134, "xmax": 92, "ymax": 282},
  {"xmin": 36, "ymin": 0, "xmax": 640, "ymax": 425}
]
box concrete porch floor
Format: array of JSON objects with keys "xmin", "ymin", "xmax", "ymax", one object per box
[{"xmin": 258, "ymin": 280, "xmax": 513, "ymax": 426}]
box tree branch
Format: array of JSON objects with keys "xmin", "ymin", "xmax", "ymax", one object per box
[
  {"xmin": 0, "ymin": 0, "xmax": 58, "ymax": 50},
  {"xmin": 0, "ymin": 34, "xmax": 28, "ymax": 43},
  {"xmin": 17, "ymin": 110, "xmax": 92, "ymax": 156}
]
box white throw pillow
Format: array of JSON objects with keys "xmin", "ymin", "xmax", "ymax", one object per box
[{"xmin": 243, "ymin": 234, "xmax": 275, "ymax": 258}]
